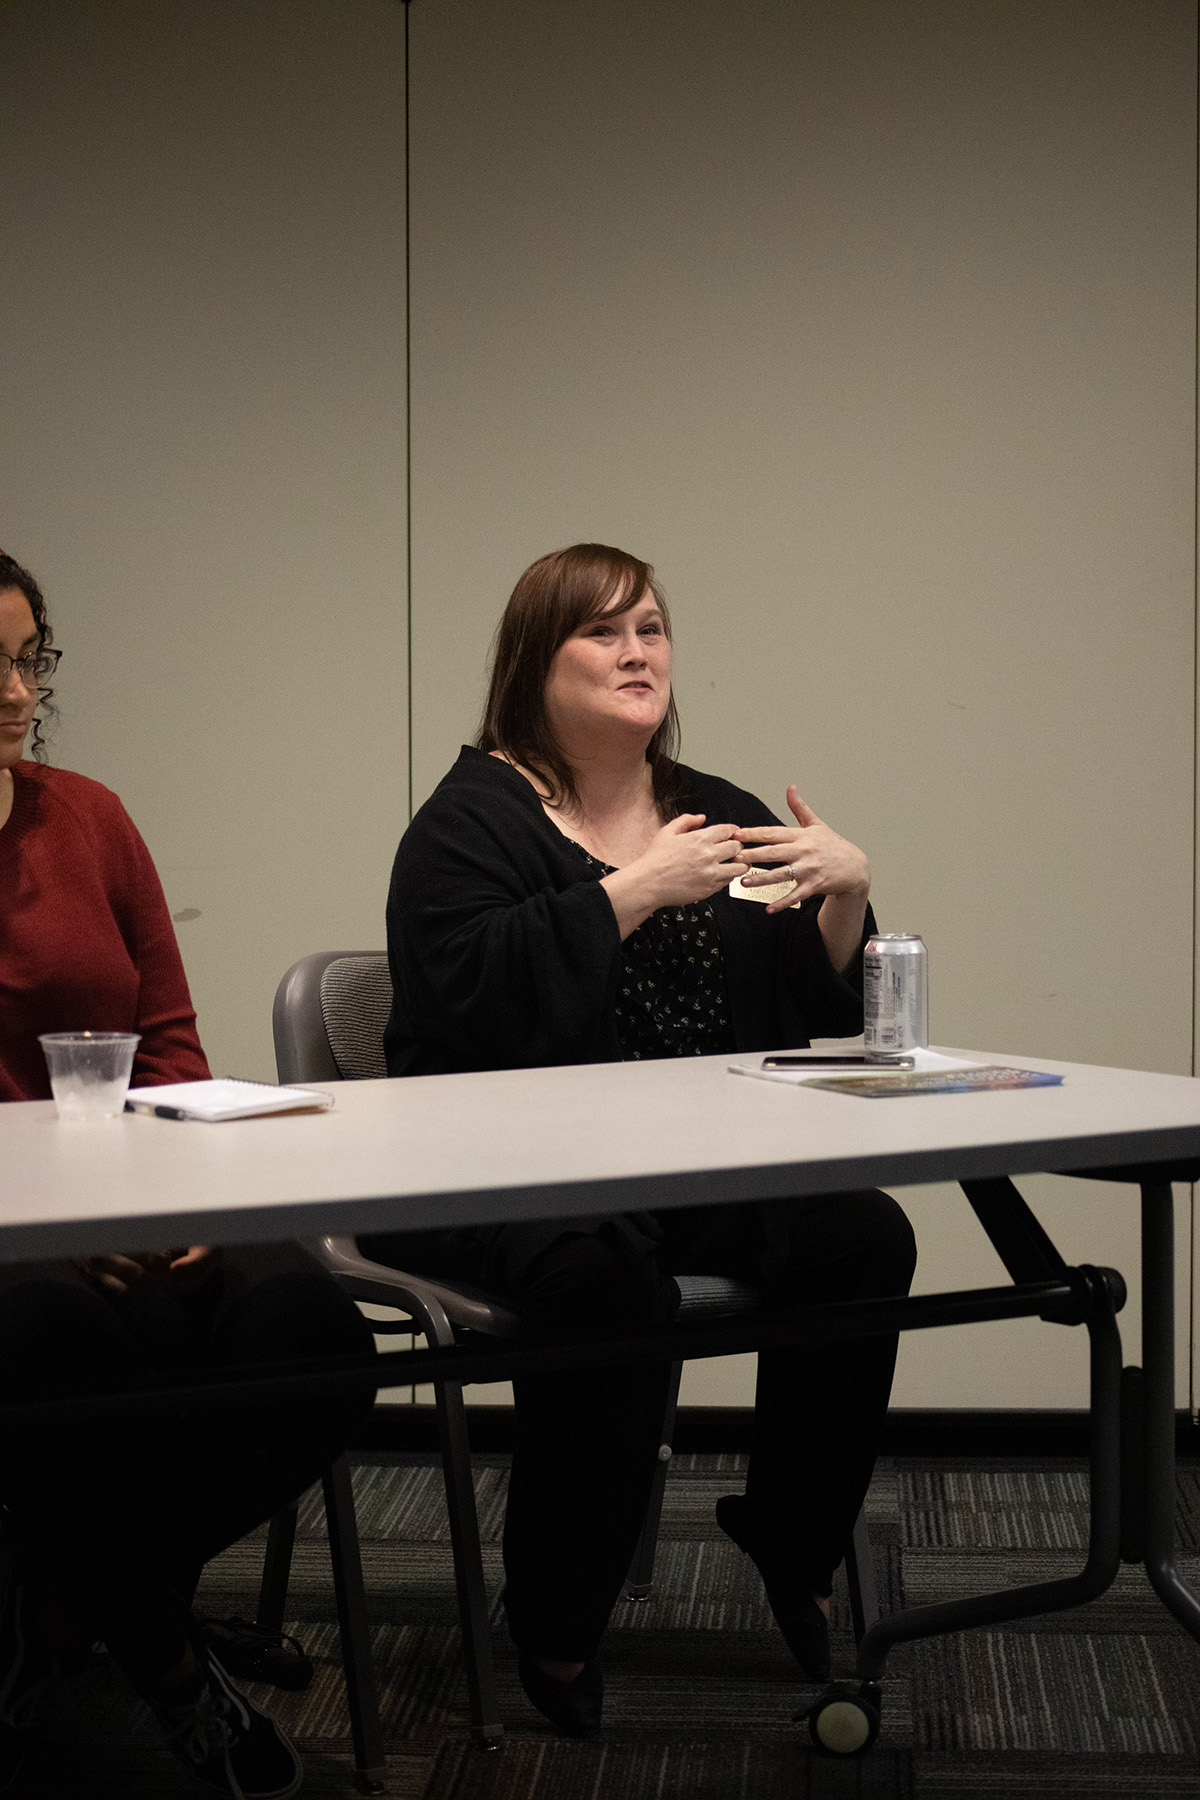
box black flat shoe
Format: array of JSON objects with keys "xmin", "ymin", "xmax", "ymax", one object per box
[
  {"xmin": 517, "ymin": 1653, "xmax": 603, "ymax": 1738},
  {"xmin": 716, "ymin": 1495, "xmax": 831, "ymax": 1682}
]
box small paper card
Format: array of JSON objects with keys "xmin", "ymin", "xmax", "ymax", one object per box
[{"xmin": 729, "ymin": 873, "xmax": 800, "ymax": 906}]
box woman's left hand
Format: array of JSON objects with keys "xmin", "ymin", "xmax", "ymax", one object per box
[
  {"xmin": 164, "ymin": 1245, "xmax": 224, "ymax": 1292},
  {"xmin": 735, "ymin": 786, "xmax": 870, "ymax": 915}
]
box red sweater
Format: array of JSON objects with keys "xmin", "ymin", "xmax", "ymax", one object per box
[{"xmin": 0, "ymin": 762, "xmax": 210, "ymax": 1101}]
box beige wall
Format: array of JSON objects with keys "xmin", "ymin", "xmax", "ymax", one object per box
[
  {"xmin": 0, "ymin": 0, "xmax": 409, "ymax": 1079},
  {"xmin": 407, "ymin": 0, "xmax": 1197, "ymax": 1407},
  {"xmin": 1, "ymin": 0, "xmax": 1195, "ymax": 1409}
]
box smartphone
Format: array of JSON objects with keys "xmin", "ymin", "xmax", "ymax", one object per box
[{"xmin": 761, "ymin": 1051, "xmax": 915, "ymax": 1069}]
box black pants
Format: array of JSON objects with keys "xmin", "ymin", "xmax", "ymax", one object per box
[
  {"xmin": 0, "ymin": 1243, "xmax": 376, "ymax": 1681},
  {"xmin": 367, "ymin": 1187, "xmax": 917, "ymax": 1662}
]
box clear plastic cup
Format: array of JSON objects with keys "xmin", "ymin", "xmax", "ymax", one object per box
[{"xmin": 38, "ymin": 1032, "xmax": 141, "ymax": 1120}]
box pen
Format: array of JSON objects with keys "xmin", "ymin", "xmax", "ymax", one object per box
[{"xmin": 125, "ymin": 1101, "xmax": 191, "ymax": 1121}]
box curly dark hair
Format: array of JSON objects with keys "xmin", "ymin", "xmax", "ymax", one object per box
[
  {"xmin": 476, "ymin": 543, "xmax": 684, "ymax": 817},
  {"xmin": 0, "ymin": 551, "xmax": 56, "ymax": 761}
]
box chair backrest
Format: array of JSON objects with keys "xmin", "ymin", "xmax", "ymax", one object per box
[
  {"xmin": 273, "ymin": 950, "xmax": 747, "ymax": 1343},
  {"xmin": 273, "ymin": 951, "xmax": 392, "ymax": 1085},
  {"xmin": 273, "ymin": 953, "xmax": 526, "ymax": 1336}
]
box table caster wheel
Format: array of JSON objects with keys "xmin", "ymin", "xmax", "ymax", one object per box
[{"xmin": 807, "ymin": 1681, "xmax": 881, "ymax": 1756}]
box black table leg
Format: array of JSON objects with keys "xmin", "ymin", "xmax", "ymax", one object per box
[{"xmin": 1140, "ymin": 1180, "xmax": 1200, "ymax": 1640}]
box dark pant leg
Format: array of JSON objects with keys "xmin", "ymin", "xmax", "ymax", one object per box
[
  {"xmin": 750, "ymin": 1191, "xmax": 916, "ymax": 1591},
  {"xmin": 657, "ymin": 1188, "xmax": 917, "ymax": 1593},
  {"xmin": 748, "ymin": 1189, "xmax": 917, "ymax": 1590},
  {"xmin": 367, "ymin": 1217, "xmax": 678, "ymax": 1661},
  {"xmin": 155, "ymin": 1242, "xmax": 378, "ymax": 1596},
  {"xmin": 0, "ymin": 1261, "xmax": 197, "ymax": 1677},
  {"xmin": 0, "ymin": 1248, "xmax": 376, "ymax": 1678},
  {"xmin": 496, "ymin": 1228, "xmax": 677, "ymax": 1662}
]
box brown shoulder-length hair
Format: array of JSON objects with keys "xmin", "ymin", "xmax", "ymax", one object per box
[{"xmin": 475, "ymin": 543, "xmax": 684, "ymax": 816}]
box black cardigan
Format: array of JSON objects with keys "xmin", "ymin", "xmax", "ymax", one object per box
[{"xmin": 384, "ymin": 747, "xmax": 874, "ymax": 1078}]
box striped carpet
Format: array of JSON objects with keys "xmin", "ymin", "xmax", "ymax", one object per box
[{"xmin": 10, "ymin": 1451, "xmax": 1200, "ymax": 1796}]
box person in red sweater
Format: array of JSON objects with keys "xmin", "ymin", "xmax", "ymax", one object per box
[
  {"xmin": 0, "ymin": 551, "xmax": 375, "ymax": 1800},
  {"xmin": 0, "ymin": 757, "xmax": 211, "ymax": 1102}
]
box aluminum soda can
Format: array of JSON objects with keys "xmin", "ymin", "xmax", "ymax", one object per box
[{"xmin": 863, "ymin": 934, "xmax": 928, "ymax": 1054}]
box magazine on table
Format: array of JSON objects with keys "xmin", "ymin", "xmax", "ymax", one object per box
[{"xmin": 729, "ymin": 1049, "xmax": 1062, "ymax": 1098}]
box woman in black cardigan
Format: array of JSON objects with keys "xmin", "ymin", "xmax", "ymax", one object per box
[{"xmin": 369, "ymin": 544, "xmax": 916, "ymax": 1734}]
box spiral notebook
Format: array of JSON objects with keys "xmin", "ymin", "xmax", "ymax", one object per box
[{"xmin": 125, "ymin": 1078, "xmax": 334, "ymax": 1122}]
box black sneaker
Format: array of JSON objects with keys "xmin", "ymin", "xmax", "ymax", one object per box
[
  {"xmin": 196, "ymin": 1616, "xmax": 313, "ymax": 1692},
  {"xmin": 149, "ymin": 1648, "xmax": 302, "ymax": 1800}
]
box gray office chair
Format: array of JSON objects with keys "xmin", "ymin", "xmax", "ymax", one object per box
[
  {"xmin": 264, "ymin": 952, "xmax": 878, "ymax": 1755},
  {"xmin": 265, "ymin": 953, "xmax": 518, "ymax": 1752}
]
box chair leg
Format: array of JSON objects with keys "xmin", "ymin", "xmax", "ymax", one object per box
[
  {"xmin": 624, "ymin": 1361, "xmax": 684, "ymax": 1601},
  {"xmin": 845, "ymin": 1505, "xmax": 880, "ymax": 1646},
  {"xmin": 257, "ymin": 1503, "xmax": 298, "ymax": 1635},
  {"xmin": 435, "ymin": 1378, "xmax": 504, "ymax": 1745},
  {"xmin": 322, "ymin": 1456, "xmax": 389, "ymax": 1795}
]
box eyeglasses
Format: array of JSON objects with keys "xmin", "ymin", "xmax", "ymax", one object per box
[{"xmin": 0, "ymin": 649, "xmax": 61, "ymax": 690}]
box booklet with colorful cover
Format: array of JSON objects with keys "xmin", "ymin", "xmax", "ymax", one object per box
[
  {"xmin": 801, "ymin": 1066, "xmax": 1063, "ymax": 1099},
  {"xmin": 730, "ymin": 1048, "xmax": 979, "ymax": 1088}
]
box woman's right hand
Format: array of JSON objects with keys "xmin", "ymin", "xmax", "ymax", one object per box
[
  {"xmin": 601, "ymin": 814, "xmax": 747, "ymax": 939},
  {"xmin": 73, "ymin": 1245, "xmax": 222, "ymax": 1296}
]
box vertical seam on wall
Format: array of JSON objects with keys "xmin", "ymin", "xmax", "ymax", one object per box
[
  {"xmin": 1191, "ymin": 46, "xmax": 1198, "ymax": 1418},
  {"xmin": 406, "ymin": 0, "xmax": 415, "ymax": 1404},
  {"xmin": 404, "ymin": 0, "xmax": 414, "ymax": 825}
]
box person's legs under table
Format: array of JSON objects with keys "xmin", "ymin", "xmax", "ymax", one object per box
[
  {"xmin": 488, "ymin": 1189, "xmax": 916, "ymax": 1656},
  {"xmin": 367, "ymin": 1192, "xmax": 914, "ymax": 1727},
  {"xmin": 0, "ymin": 1244, "xmax": 375, "ymax": 1684},
  {"xmin": 153, "ymin": 1241, "xmax": 378, "ymax": 1605},
  {"xmin": 361, "ymin": 1215, "xmax": 677, "ymax": 1735}
]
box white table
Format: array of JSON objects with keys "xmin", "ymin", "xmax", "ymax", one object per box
[
  {"xmin": 2, "ymin": 1045, "xmax": 1199, "ymax": 1260},
  {"xmin": 3, "ymin": 1044, "xmax": 1200, "ymax": 1746}
]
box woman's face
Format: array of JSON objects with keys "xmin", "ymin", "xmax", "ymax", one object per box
[
  {"xmin": 0, "ymin": 587, "xmax": 41, "ymax": 772},
  {"xmin": 544, "ymin": 589, "xmax": 672, "ymax": 751}
]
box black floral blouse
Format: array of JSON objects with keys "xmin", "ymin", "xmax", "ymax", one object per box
[{"xmin": 572, "ymin": 844, "xmax": 734, "ymax": 1060}]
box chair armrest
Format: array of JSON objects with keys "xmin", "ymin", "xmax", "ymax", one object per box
[{"xmin": 311, "ymin": 1236, "xmax": 523, "ymax": 1340}]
